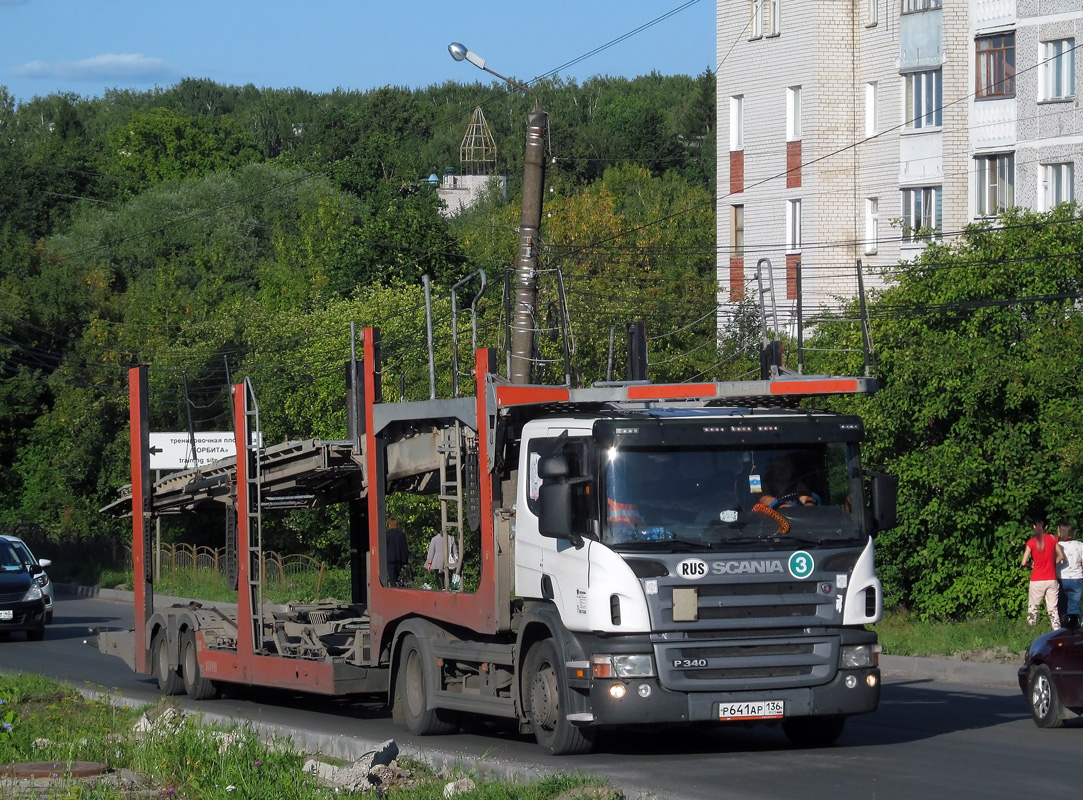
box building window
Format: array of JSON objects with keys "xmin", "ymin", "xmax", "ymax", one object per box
[
  {"xmin": 975, "ymin": 153, "xmax": 1015, "ymax": 216},
  {"xmin": 867, "ymin": 0, "xmax": 878, "ymax": 26},
  {"xmin": 976, "ymin": 33, "xmax": 1016, "ymax": 99},
  {"xmin": 750, "ymin": 0, "xmax": 764, "ymax": 38},
  {"xmin": 865, "ymin": 82, "xmax": 878, "ymax": 136},
  {"xmin": 902, "ymin": 187, "xmax": 942, "ymax": 241},
  {"xmin": 767, "ymin": 0, "xmax": 780, "ymax": 35},
  {"xmin": 731, "ymin": 205, "xmax": 745, "ymax": 256},
  {"xmin": 1041, "ymin": 40, "xmax": 1076, "ymax": 100},
  {"xmin": 730, "ymin": 96, "xmax": 744, "ymax": 151},
  {"xmin": 902, "ymin": 0, "xmax": 941, "ymax": 11},
  {"xmin": 786, "ymin": 86, "xmax": 802, "ymax": 141},
  {"xmin": 1041, "ymin": 163, "xmax": 1074, "ymax": 211},
  {"xmin": 786, "ymin": 199, "xmax": 802, "ymax": 252},
  {"xmin": 865, "ymin": 198, "xmax": 879, "ymax": 255},
  {"xmin": 904, "ymin": 70, "xmax": 942, "ymax": 128}
]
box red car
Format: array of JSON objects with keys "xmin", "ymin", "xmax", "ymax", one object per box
[{"xmin": 1019, "ymin": 619, "xmax": 1083, "ymax": 727}]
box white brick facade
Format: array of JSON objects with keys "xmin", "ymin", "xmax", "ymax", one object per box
[{"xmin": 716, "ymin": 0, "xmax": 1082, "ymax": 337}]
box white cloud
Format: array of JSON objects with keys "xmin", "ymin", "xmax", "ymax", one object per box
[{"xmin": 13, "ymin": 53, "xmax": 174, "ymax": 82}]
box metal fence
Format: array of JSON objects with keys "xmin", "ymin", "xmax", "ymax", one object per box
[{"xmin": 126, "ymin": 543, "xmax": 326, "ymax": 590}]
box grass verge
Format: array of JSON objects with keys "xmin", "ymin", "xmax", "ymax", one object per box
[
  {"xmin": 873, "ymin": 608, "xmax": 1037, "ymax": 662},
  {"xmin": 0, "ymin": 673, "xmax": 607, "ymax": 799}
]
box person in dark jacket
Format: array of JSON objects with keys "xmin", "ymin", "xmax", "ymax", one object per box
[{"xmin": 386, "ymin": 517, "xmax": 410, "ymax": 587}]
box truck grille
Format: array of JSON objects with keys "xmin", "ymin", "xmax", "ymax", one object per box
[{"xmin": 655, "ymin": 635, "xmax": 836, "ymax": 691}]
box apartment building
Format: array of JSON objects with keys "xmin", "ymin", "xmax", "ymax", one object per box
[{"xmin": 715, "ymin": 0, "xmax": 1081, "ymax": 335}]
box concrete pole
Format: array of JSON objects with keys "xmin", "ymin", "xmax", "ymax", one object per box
[{"xmin": 509, "ymin": 106, "xmax": 547, "ymax": 384}]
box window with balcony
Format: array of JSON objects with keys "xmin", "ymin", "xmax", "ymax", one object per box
[
  {"xmin": 1041, "ymin": 39, "xmax": 1075, "ymax": 100},
  {"xmin": 975, "ymin": 153, "xmax": 1015, "ymax": 216},
  {"xmin": 902, "ymin": 0, "xmax": 941, "ymax": 12},
  {"xmin": 904, "ymin": 70, "xmax": 942, "ymax": 128},
  {"xmin": 1041, "ymin": 163, "xmax": 1074, "ymax": 211},
  {"xmin": 902, "ymin": 186, "xmax": 942, "ymax": 241},
  {"xmin": 976, "ymin": 33, "xmax": 1016, "ymax": 99}
]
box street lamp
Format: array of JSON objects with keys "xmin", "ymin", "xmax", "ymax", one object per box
[{"xmin": 449, "ymin": 42, "xmax": 547, "ymax": 385}]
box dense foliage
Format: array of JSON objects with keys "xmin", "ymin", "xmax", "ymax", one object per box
[
  {"xmin": 806, "ymin": 206, "xmax": 1083, "ymax": 618},
  {"xmin": 0, "ymin": 74, "xmax": 725, "ymax": 569}
]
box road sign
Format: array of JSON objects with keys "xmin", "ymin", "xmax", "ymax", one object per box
[{"xmin": 148, "ymin": 432, "xmax": 259, "ymax": 471}]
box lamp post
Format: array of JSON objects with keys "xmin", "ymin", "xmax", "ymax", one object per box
[{"xmin": 449, "ymin": 42, "xmax": 547, "ymax": 385}]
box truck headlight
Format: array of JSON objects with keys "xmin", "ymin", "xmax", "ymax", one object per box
[
  {"xmin": 592, "ymin": 654, "xmax": 655, "ymax": 679},
  {"xmin": 839, "ymin": 643, "xmax": 881, "ymax": 669}
]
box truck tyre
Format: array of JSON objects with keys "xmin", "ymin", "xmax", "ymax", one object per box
[
  {"xmin": 152, "ymin": 631, "xmax": 183, "ymax": 695},
  {"xmin": 180, "ymin": 630, "xmax": 219, "ymax": 700},
  {"xmin": 396, "ymin": 634, "xmax": 459, "ymax": 735},
  {"xmin": 1029, "ymin": 664, "xmax": 1064, "ymax": 728},
  {"xmin": 524, "ymin": 638, "xmax": 596, "ymax": 755},
  {"xmin": 782, "ymin": 715, "xmax": 846, "ymax": 747}
]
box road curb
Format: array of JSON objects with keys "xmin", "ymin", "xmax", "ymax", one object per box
[{"xmin": 881, "ymin": 654, "xmax": 1019, "ymax": 688}]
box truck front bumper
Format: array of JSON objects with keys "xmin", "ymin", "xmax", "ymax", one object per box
[{"xmin": 578, "ymin": 667, "xmax": 881, "ymax": 727}]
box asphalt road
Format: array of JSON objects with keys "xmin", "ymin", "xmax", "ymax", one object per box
[{"xmin": 0, "ymin": 591, "xmax": 1074, "ymax": 800}]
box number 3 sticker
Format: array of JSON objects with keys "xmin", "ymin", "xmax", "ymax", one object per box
[{"xmin": 788, "ymin": 550, "xmax": 815, "ymax": 579}]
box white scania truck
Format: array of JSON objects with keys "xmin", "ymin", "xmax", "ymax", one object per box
[{"xmin": 103, "ymin": 326, "xmax": 895, "ymax": 754}]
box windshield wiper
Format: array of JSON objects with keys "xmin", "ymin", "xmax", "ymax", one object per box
[{"xmin": 612, "ymin": 539, "xmax": 714, "ymax": 552}]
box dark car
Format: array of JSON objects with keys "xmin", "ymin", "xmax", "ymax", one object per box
[
  {"xmin": 0, "ymin": 540, "xmax": 47, "ymax": 641},
  {"xmin": 1019, "ymin": 616, "xmax": 1083, "ymax": 727}
]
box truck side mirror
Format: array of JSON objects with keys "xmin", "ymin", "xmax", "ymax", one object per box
[
  {"xmin": 868, "ymin": 471, "xmax": 898, "ymax": 533},
  {"xmin": 537, "ymin": 454, "xmax": 584, "ymax": 546}
]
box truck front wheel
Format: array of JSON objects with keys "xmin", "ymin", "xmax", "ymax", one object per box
[
  {"xmin": 782, "ymin": 715, "xmax": 846, "ymax": 747},
  {"xmin": 524, "ymin": 639, "xmax": 595, "ymax": 756},
  {"xmin": 396, "ymin": 634, "xmax": 459, "ymax": 735}
]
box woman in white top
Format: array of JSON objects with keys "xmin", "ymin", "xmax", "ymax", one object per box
[{"xmin": 1056, "ymin": 523, "xmax": 1083, "ymax": 619}]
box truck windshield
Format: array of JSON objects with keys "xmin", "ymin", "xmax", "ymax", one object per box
[{"xmin": 601, "ymin": 443, "xmax": 865, "ymax": 550}]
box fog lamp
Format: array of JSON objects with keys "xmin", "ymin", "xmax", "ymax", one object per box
[
  {"xmin": 845, "ymin": 674, "xmax": 858, "ymax": 689},
  {"xmin": 638, "ymin": 683, "xmax": 652, "ymax": 698},
  {"xmin": 609, "ymin": 683, "xmax": 628, "ymax": 699},
  {"xmin": 866, "ymin": 674, "xmax": 878, "ymax": 688}
]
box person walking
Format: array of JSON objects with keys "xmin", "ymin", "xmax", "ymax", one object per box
[
  {"xmin": 1056, "ymin": 522, "xmax": 1083, "ymax": 619},
  {"xmin": 1022, "ymin": 518, "xmax": 1064, "ymax": 630}
]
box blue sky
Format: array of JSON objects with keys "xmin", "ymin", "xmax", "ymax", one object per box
[{"xmin": 0, "ymin": 0, "xmax": 715, "ymax": 105}]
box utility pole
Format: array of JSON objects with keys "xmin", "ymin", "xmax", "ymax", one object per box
[{"xmin": 449, "ymin": 42, "xmax": 547, "ymax": 384}]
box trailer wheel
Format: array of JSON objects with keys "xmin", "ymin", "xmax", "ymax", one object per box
[
  {"xmin": 524, "ymin": 639, "xmax": 595, "ymax": 755},
  {"xmin": 396, "ymin": 634, "xmax": 459, "ymax": 735},
  {"xmin": 782, "ymin": 715, "xmax": 846, "ymax": 747},
  {"xmin": 180, "ymin": 630, "xmax": 218, "ymax": 700},
  {"xmin": 152, "ymin": 631, "xmax": 183, "ymax": 695}
]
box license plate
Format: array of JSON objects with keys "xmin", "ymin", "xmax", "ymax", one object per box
[
  {"xmin": 0, "ymin": 610, "xmax": 12, "ymax": 621},
  {"xmin": 719, "ymin": 700, "xmax": 784, "ymax": 720}
]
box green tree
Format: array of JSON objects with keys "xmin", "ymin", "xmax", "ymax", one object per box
[{"xmin": 806, "ymin": 205, "xmax": 1083, "ymax": 618}]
